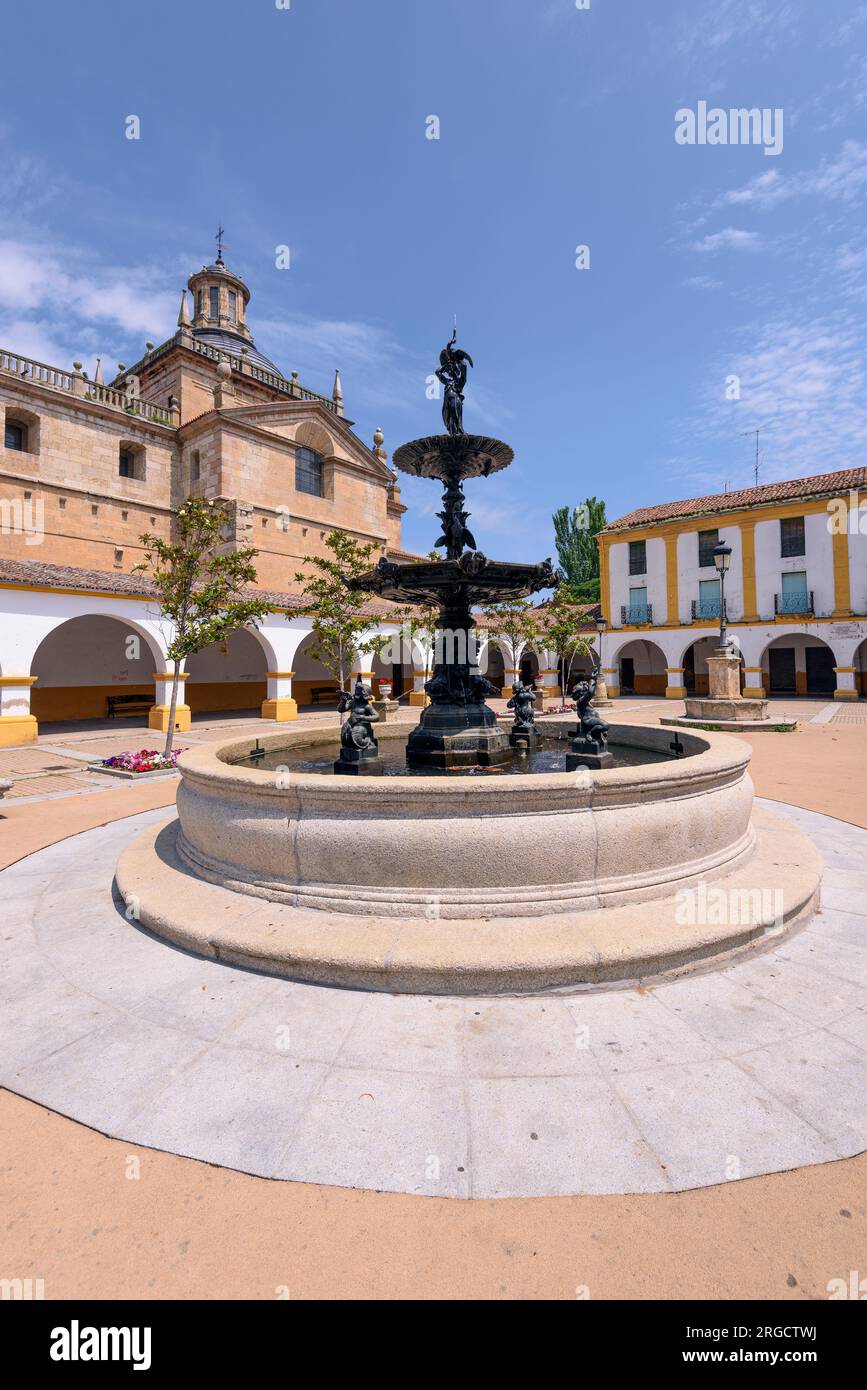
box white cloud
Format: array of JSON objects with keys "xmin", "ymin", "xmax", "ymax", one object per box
[
  {"xmin": 683, "ymin": 275, "xmax": 723, "ymax": 290},
  {"xmin": 0, "ymin": 238, "xmax": 177, "ymax": 371},
  {"xmin": 675, "ymin": 311, "xmax": 867, "ymax": 488},
  {"xmin": 717, "ymin": 141, "xmax": 867, "ymax": 210},
  {"xmin": 691, "ymin": 227, "xmax": 761, "ymax": 253},
  {"xmin": 672, "ymin": 0, "xmax": 799, "ymax": 59}
]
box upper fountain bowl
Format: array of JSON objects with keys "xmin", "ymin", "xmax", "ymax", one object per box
[{"xmin": 392, "ymin": 433, "xmax": 514, "ymax": 482}]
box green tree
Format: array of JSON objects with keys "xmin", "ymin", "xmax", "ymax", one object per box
[
  {"xmin": 541, "ymin": 587, "xmax": 595, "ymax": 696},
  {"xmin": 480, "ymin": 598, "xmax": 540, "ymax": 688},
  {"xmin": 395, "ymin": 553, "xmax": 441, "ymax": 689},
  {"xmin": 553, "ymin": 497, "xmax": 607, "ymax": 599},
  {"xmin": 137, "ymin": 498, "xmax": 272, "ymax": 757},
  {"xmin": 295, "ymin": 529, "xmax": 387, "ymax": 698}
]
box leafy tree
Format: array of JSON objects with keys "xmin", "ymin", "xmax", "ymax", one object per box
[
  {"xmin": 541, "ymin": 587, "xmax": 595, "ymax": 695},
  {"xmin": 480, "ymin": 598, "xmax": 540, "ymax": 687},
  {"xmin": 396, "ymin": 551, "xmax": 441, "ymax": 687},
  {"xmin": 137, "ymin": 498, "xmax": 272, "ymax": 757},
  {"xmin": 295, "ymin": 529, "xmax": 387, "ymax": 698},
  {"xmin": 553, "ymin": 497, "xmax": 607, "ymax": 598}
]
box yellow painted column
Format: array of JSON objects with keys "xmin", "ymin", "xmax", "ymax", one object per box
[
  {"xmin": 408, "ymin": 669, "xmax": 429, "ymax": 706},
  {"xmin": 741, "ymin": 521, "xmax": 759, "ymax": 621},
  {"xmin": 0, "ymin": 675, "xmax": 39, "ymax": 745},
  {"xmin": 598, "ymin": 536, "xmax": 612, "ymax": 625},
  {"xmin": 743, "ymin": 667, "xmax": 766, "ymax": 699},
  {"xmin": 262, "ymin": 670, "xmax": 298, "ymax": 722},
  {"xmin": 665, "ymin": 666, "xmax": 687, "ymax": 699},
  {"xmin": 831, "ymin": 495, "xmax": 853, "ymax": 616},
  {"xmin": 148, "ymin": 671, "xmax": 192, "ymax": 733},
  {"xmin": 665, "ymin": 533, "xmax": 679, "ymax": 626},
  {"xmin": 833, "ymin": 667, "xmax": 858, "ymax": 701}
]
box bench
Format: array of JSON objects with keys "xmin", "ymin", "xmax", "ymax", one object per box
[
  {"xmin": 310, "ymin": 686, "xmax": 340, "ymax": 704},
  {"xmin": 106, "ymin": 693, "xmax": 152, "ymax": 719}
]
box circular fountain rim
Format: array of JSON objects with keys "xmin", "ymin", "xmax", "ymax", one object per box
[{"xmin": 179, "ymin": 721, "xmax": 750, "ymax": 804}]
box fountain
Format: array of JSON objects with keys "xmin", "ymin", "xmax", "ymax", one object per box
[
  {"xmin": 116, "ymin": 334, "xmax": 822, "ymax": 993},
  {"xmin": 351, "ymin": 332, "xmax": 556, "ymax": 767}
]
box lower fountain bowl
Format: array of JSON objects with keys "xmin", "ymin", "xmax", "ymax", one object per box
[{"xmin": 170, "ymin": 723, "xmax": 756, "ymax": 919}]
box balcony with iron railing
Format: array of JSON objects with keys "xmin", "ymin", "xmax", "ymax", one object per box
[
  {"xmin": 775, "ymin": 589, "xmax": 814, "ymax": 616},
  {"xmin": 620, "ymin": 601, "xmax": 653, "ymax": 625},
  {"xmin": 691, "ymin": 597, "xmax": 726, "ymax": 622}
]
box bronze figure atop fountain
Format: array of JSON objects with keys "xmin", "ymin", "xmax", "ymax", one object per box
[{"xmin": 435, "ymin": 329, "xmax": 474, "ymax": 436}]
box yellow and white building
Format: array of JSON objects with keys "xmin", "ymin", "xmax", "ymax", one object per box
[{"xmin": 597, "ymin": 469, "xmax": 867, "ymax": 703}]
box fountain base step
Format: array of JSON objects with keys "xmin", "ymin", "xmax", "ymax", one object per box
[
  {"xmin": 334, "ymin": 756, "xmax": 385, "ymax": 776},
  {"xmin": 117, "ymin": 806, "xmax": 821, "ymax": 995},
  {"xmin": 406, "ymin": 725, "xmax": 512, "ymax": 768},
  {"xmin": 566, "ymin": 748, "xmax": 614, "ymax": 770}
]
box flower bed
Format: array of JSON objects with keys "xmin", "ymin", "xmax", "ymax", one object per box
[{"xmin": 99, "ymin": 748, "xmax": 185, "ymax": 775}]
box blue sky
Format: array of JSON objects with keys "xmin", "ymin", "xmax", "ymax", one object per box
[{"xmin": 2, "ymin": 0, "xmax": 866, "ymax": 560}]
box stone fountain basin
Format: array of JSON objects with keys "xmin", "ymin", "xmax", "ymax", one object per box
[{"xmin": 171, "ymin": 723, "xmax": 756, "ymax": 919}]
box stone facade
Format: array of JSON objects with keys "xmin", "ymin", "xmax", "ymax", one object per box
[{"xmin": 0, "ymin": 252, "xmax": 410, "ymax": 741}]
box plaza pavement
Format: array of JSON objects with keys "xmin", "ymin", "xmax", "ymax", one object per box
[{"xmin": 1, "ymin": 697, "xmax": 865, "ymax": 1299}]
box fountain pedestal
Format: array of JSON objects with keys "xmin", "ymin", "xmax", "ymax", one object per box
[
  {"xmin": 351, "ymin": 431, "xmax": 557, "ymax": 770},
  {"xmin": 333, "ymin": 747, "xmax": 384, "ymax": 776},
  {"xmin": 663, "ymin": 648, "xmax": 784, "ymax": 730},
  {"xmin": 565, "ymin": 740, "xmax": 614, "ymax": 771}
]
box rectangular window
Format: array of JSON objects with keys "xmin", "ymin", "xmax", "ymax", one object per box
[
  {"xmin": 698, "ymin": 528, "xmax": 719, "ymax": 568},
  {"xmin": 4, "ymin": 421, "xmax": 25, "ymax": 451},
  {"xmin": 780, "ymin": 516, "xmax": 805, "ymax": 557},
  {"xmin": 628, "ymin": 586, "xmax": 648, "ymax": 621},
  {"xmin": 197, "ymin": 289, "xmax": 204, "ymax": 316},
  {"xmin": 628, "ymin": 539, "xmax": 646, "ymax": 575},
  {"xmin": 698, "ymin": 577, "xmax": 721, "ymax": 619},
  {"xmin": 190, "ymin": 450, "xmax": 200, "ymax": 481},
  {"xmin": 209, "ymin": 286, "xmax": 219, "ymax": 320},
  {"xmin": 227, "ymin": 290, "xmax": 237, "ymax": 322},
  {"xmin": 118, "ymin": 450, "xmax": 133, "ymax": 478},
  {"xmin": 780, "ymin": 570, "xmax": 809, "ymax": 613}
]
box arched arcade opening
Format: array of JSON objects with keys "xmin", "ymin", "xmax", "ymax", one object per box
[
  {"xmin": 29, "ymin": 615, "xmax": 163, "ymax": 724},
  {"xmin": 760, "ymin": 633, "xmax": 837, "ymax": 697},
  {"xmin": 614, "ymin": 639, "xmax": 667, "ymax": 697}
]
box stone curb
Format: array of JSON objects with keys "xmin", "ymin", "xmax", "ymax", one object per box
[{"xmin": 116, "ymin": 805, "xmax": 821, "ymax": 995}]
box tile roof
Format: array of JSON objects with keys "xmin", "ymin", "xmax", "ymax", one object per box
[
  {"xmin": 602, "ymin": 466, "xmax": 867, "ymax": 533},
  {"xmin": 0, "ymin": 558, "xmax": 398, "ymax": 618}
]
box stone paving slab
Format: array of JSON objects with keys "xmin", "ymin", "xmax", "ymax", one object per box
[{"xmin": 0, "ymin": 803, "xmax": 865, "ymax": 1197}]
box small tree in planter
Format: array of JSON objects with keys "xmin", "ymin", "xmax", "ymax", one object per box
[
  {"xmin": 396, "ymin": 552, "xmax": 441, "ymax": 693},
  {"xmin": 137, "ymin": 498, "xmax": 272, "ymax": 757},
  {"xmin": 480, "ymin": 598, "xmax": 540, "ymax": 691},
  {"xmin": 541, "ymin": 587, "xmax": 595, "ymax": 697},
  {"xmin": 295, "ymin": 529, "xmax": 388, "ymax": 700}
]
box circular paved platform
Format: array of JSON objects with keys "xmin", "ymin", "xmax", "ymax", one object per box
[{"xmin": 1, "ymin": 802, "xmax": 866, "ymax": 1198}]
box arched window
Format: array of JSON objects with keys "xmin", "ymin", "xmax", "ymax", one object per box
[
  {"xmin": 209, "ymin": 286, "xmax": 219, "ymax": 320},
  {"xmin": 295, "ymin": 446, "xmax": 323, "ymax": 498},
  {"xmin": 227, "ymin": 290, "xmax": 237, "ymax": 322}
]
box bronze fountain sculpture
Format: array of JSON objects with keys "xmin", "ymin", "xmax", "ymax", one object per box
[{"xmin": 351, "ymin": 335, "xmax": 557, "ymax": 767}]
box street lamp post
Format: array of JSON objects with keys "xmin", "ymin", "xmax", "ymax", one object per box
[
  {"xmin": 594, "ymin": 614, "xmax": 612, "ymax": 705},
  {"xmin": 713, "ymin": 541, "xmax": 732, "ymax": 651}
]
